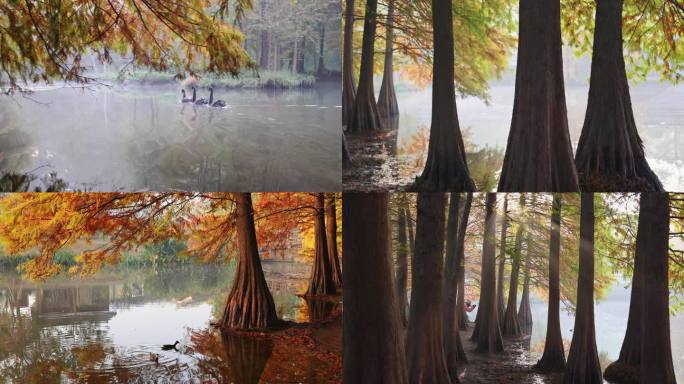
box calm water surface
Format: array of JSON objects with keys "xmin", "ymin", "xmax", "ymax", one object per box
[
  {"xmin": 0, "ymin": 82, "xmax": 341, "ymax": 191},
  {"xmin": 0, "ymin": 262, "xmax": 341, "ymax": 383}
]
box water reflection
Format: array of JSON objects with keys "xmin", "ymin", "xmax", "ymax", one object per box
[
  {"xmin": 0, "ymin": 262, "xmax": 341, "ymax": 383},
  {"xmin": 0, "ymin": 82, "xmax": 341, "ymax": 191}
]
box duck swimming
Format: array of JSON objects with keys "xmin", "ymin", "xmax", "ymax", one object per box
[
  {"xmin": 161, "ymin": 341, "xmax": 180, "ymax": 351},
  {"xmin": 208, "ymin": 86, "xmax": 227, "ymax": 108}
]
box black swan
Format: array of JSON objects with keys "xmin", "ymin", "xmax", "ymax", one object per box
[
  {"xmin": 208, "ymin": 86, "xmax": 227, "ymax": 108},
  {"xmin": 181, "ymin": 89, "xmax": 193, "ymax": 103},
  {"xmin": 194, "ymin": 86, "xmax": 209, "ymax": 106},
  {"xmin": 161, "ymin": 341, "xmax": 179, "ymax": 351}
]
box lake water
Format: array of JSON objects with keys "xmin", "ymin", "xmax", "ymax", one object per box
[
  {"xmin": 0, "ymin": 82, "xmax": 341, "ymax": 192},
  {"xmin": 0, "ymin": 262, "xmax": 341, "ymax": 383},
  {"xmin": 467, "ymin": 280, "xmax": 684, "ymax": 382}
]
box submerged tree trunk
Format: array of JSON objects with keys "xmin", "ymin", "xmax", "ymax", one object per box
[
  {"xmin": 518, "ymin": 231, "xmax": 533, "ymax": 334},
  {"xmin": 407, "ymin": 193, "xmax": 454, "ymax": 383},
  {"xmin": 497, "ymin": 0, "xmax": 579, "ymax": 192},
  {"xmin": 377, "ymin": 0, "xmax": 399, "ymax": 118},
  {"xmin": 411, "ymin": 0, "xmax": 474, "ymax": 191},
  {"xmin": 456, "ymin": 193, "xmax": 473, "ymax": 330},
  {"xmin": 222, "ymin": 333, "xmax": 273, "ymax": 384},
  {"xmin": 534, "ymin": 194, "xmax": 566, "ymax": 371},
  {"xmin": 639, "ymin": 193, "xmax": 675, "ymax": 384},
  {"xmin": 472, "ymin": 193, "xmax": 504, "ymax": 354},
  {"xmin": 502, "ymin": 225, "xmax": 523, "ymax": 337},
  {"xmin": 574, "ymin": 0, "xmax": 663, "ymax": 192},
  {"xmin": 563, "ymin": 193, "xmax": 602, "ymax": 384},
  {"xmin": 396, "ymin": 200, "xmax": 409, "ymax": 327},
  {"xmin": 220, "ymin": 193, "xmax": 280, "ymax": 330},
  {"xmin": 342, "ymin": 193, "xmax": 408, "ymax": 384},
  {"xmin": 348, "ymin": 0, "xmax": 382, "ymax": 132},
  {"xmin": 325, "ymin": 194, "xmax": 342, "ymax": 288},
  {"xmin": 306, "ymin": 193, "xmax": 336, "ymax": 296},
  {"xmin": 342, "ymin": 0, "xmax": 357, "ymax": 126},
  {"xmin": 497, "ymin": 195, "xmax": 509, "ymax": 322},
  {"xmin": 444, "ymin": 193, "xmax": 467, "ymax": 379}
]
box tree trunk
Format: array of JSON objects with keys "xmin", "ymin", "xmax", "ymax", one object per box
[
  {"xmin": 305, "ymin": 193, "xmax": 336, "ymax": 296},
  {"xmin": 222, "ymin": 333, "xmax": 273, "ymax": 384},
  {"xmin": 407, "ymin": 193, "xmax": 454, "ymax": 383},
  {"xmin": 220, "ymin": 193, "xmax": 280, "ymax": 330},
  {"xmin": 348, "ymin": 0, "xmax": 382, "ymax": 132},
  {"xmin": 563, "ymin": 193, "xmax": 602, "ymax": 384},
  {"xmin": 342, "ymin": 193, "xmax": 409, "ymax": 384},
  {"xmin": 456, "ymin": 193, "xmax": 473, "ymax": 330},
  {"xmin": 396, "ymin": 199, "xmax": 409, "ymax": 327},
  {"xmin": 343, "ymin": 132, "xmax": 353, "ymax": 166},
  {"xmin": 472, "ymin": 193, "xmax": 505, "ymax": 354},
  {"xmin": 411, "ymin": 0, "xmax": 474, "ymax": 191},
  {"xmin": 317, "ymin": 23, "xmax": 327, "ymax": 76},
  {"xmin": 518, "ymin": 231, "xmax": 533, "ymax": 334},
  {"xmin": 534, "ymin": 194, "xmax": 566, "ymax": 371},
  {"xmin": 444, "ymin": 193, "xmax": 467, "ymax": 379},
  {"xmin": 497, "ymin": 195, "xmax": 508, "ymax": 322},
  {"xmin": 574, "ymin": 0, "xmax": 663, "ymax": 192},
  {"xmin": 502, "ymin": 225, "xmax": 523, "ymax": 337},
  {"xmin": 497, "ymin": 0, "xmax": 579, "ymax": 192},
  {"xmin": 292, "ymin": 38, "xmax": 298, "ymax": 73},
  {"xmin": 377, "ymin": 0, "xmax": 399, "ymax": 118},
  {"xmin": 342, "ymin": 0, "xmax": 357, "ymax": 126},
  {"xmin": 639, "ymin": 193, "xmax": 675, "ymax": 384},
  {"xmin": 325, "ymin": 194, "xmax": 342, "ymax": 288},
  {"xmin": 259, "ymin": 4, "xmax": 269, "ymax": 69}
]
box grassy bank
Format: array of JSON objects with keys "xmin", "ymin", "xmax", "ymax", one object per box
[{"xmin": 97, "ymin": 70, "xmax": 317, "ymax": 89}]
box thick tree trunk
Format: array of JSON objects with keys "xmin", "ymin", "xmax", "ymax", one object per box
[
  {"xmin": 639, "ymin": 193, "xmax": 675, "ymax": 384},
  {"xmin": 348, "ymin": 0, "xmax": 382, "ymax": 132},
  {"xmin": 502, "ymin": 225, "xmax": 523, "ymax": 337},
  {"xmin": 411, "ymin": 0, "xmax": 474, "ymax": 191},
  {"xmin": 342, "ymin": 193, "xmax": 408, "ymax": 384},
  {"xmin": 497, "ymin": 195, "xmax": 509, "ymax": 322},
  {"xmin": 444, "ymin": 193, "xmax": 467, "ymax": 379},
  {"xmin": 497, "ymin": 0, "xmax": 579, "ymax": 192},
  {"xmin": 325, "ymin": 194, "xmax": 342, "ymax": 288},
  {"xmin": 305, "ymin": 193, "xmax": 337, "ymax": 296},
  {"xmin": 342, "ymin": 0, "xmax": 357, "ymax": 126},
  {"xmin": 518, "ymin": 231, "xmax": 533, "ymax": 334},
  {"xmin": 534, "ymin": 194, "xmax": 566, "ymax": 371},
  {"xmin": 317, "ymin": 23, "xmax": 327, "ymax": 76},
  {"xmin": 563, "ymin": 193, "xmax": 602, "ymax": 384},
  {"xmin": 407, "ymin": 193, "xmax": 454, "ymax": 383},
  {"xmin": 472, "ymin": 193, "xmax": 505, "ymax": 354},
  {"xmin": 396, "ymin": 201, "xmax": 409, "ymax": 327},
  {"xmin": 456, "ymin": 193, "xmax": 473, "ymax": 330},
  {"xmin": 574, "ymin": 0, "xmax": 663, "ymax": 192},
  {"xmin": 220, "ymin": 193, "xmax": 280, "ymax": 330},
  {"xmin": 377, "ymin": 0, "xmax": 399, "ymax": 118}
]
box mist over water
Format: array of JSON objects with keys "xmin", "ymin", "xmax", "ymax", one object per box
[{"xmin": 0, "ymin": 82, "xmax": 341, "ymax": 191}]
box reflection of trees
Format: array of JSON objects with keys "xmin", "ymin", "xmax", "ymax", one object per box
[{"xmin": 305, "ymin": 297, "xmax": 340, "ymax": 323}]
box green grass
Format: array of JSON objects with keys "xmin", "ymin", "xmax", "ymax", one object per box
[{"xmin": 97, "ymin": 70, "xmax": 317, "ymax": 89}]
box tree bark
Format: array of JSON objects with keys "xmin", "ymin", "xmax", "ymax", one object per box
[
  {"xmin": 342, "ymin": 0, "xmax": 357, "ymax": 126},
  {"xmin": 444, "ymin": 193, "xmax": 467, "ymax": 379},
  {"xmin": 396, "ymin": 199, "xmax": 409, "ymax": 327},
  {"xmin": 220, "ymin": 193, "xmax": 280, "ymax": 330},
  {"xmin": 518, "ymin": 231, "xmax": 533, "ymax": 335},
  {"xmin": 534, "ymin": 194, "xmax": 566, "ymax": 371},
  {"xmin": 497, "ymin": 0, "xmax": 579, "ymax": 192},
  {"xmin": 574, "ymin": 0, "xmax": 663, "ymax": 192},
  {"xmin": 563, "ymin": 193, "xmax": 602, "ymax": 384},
  {"xmin": 472, "ymin": 193, "xmax": 505, "ymax": 354},
  {"xmin": 342, "ymin": 193, "xmax": 408, "ymax": 384},
  {"xmin": 502, "ymin": 225, "xmax": 523, "ymax": 337},
  {"xmin": 305, "ymin": 193, "xmax": 337, "ymax": 296},
  {"xmin": 638, "ymin": 193, "xmax": 675, "ymax": 384},
  {"xmin": 348, "ymin": 0, "xmax": 382, "ymax": 132},
  {"xmin": 377, "ymin": 0, "xmax": 399, "ymax": 118},
  {"xmin": 411, "ymin": 0, "xmax": 474, "ymax": 191},
  {"xmin": 456, "ymin": 193, "xmax": 473, "ymax": 330},
  {"xmin": 325, "ymin": 194, "xmax": 342, "ymax": 289},
  {"xmin": 497, "ymin": 195, "xmax": 509, "ymax": 322},
  {"xmin": 407, "ymin": 193, "xmax": 454, "ymax": 383}
]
